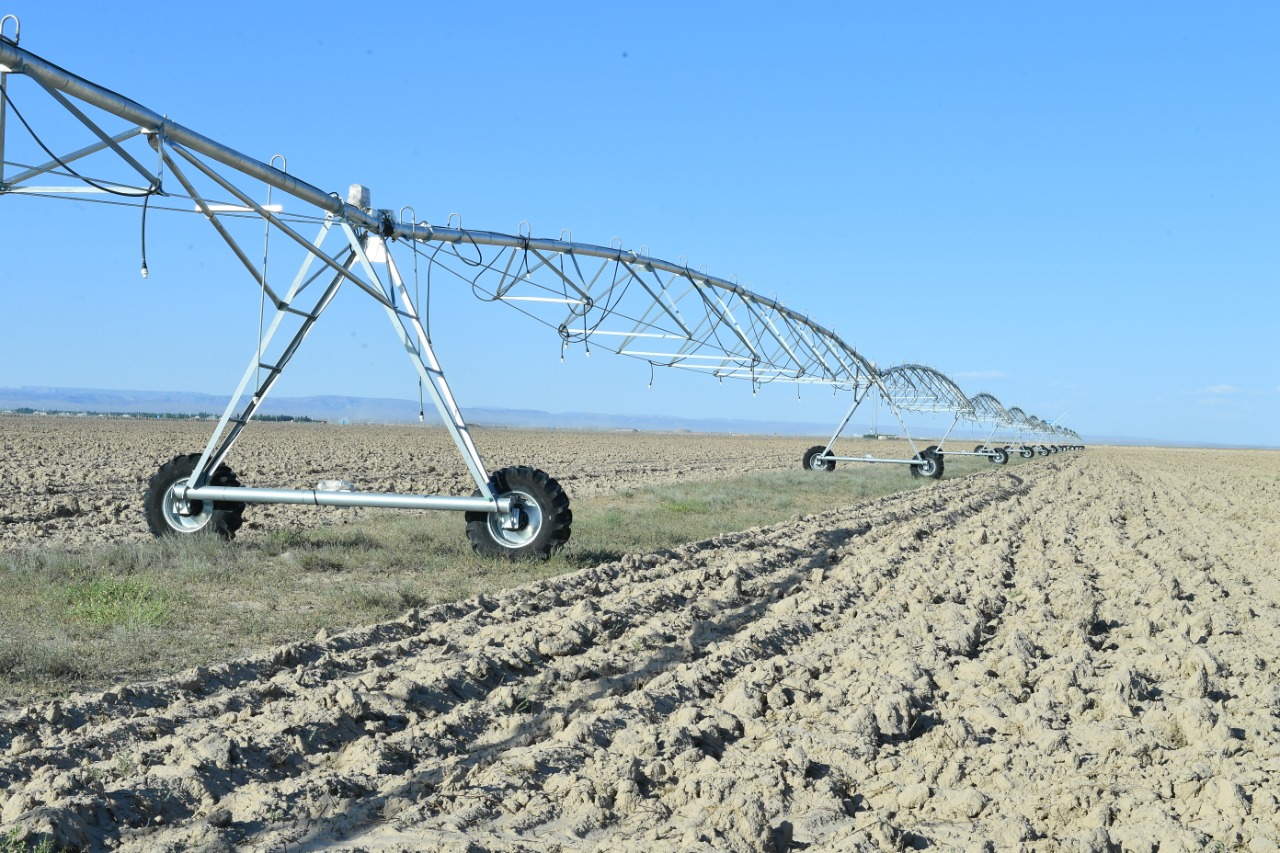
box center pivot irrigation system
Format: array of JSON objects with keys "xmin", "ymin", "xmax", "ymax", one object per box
[
  {"xmin": 804, "ymin": 363, "xmax": 979, "ymax": 480},
  {"xmin": 991, "ymin": 404, "xmax": 1083, "ymax": 458},
  {"xmin": 1, "ymin": 19, "xmax": 1080, "ymax": 558}
]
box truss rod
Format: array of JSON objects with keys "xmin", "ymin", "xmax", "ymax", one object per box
[
  {"xmin": 166, "ymin": 140, "xmax": 399, "ymax": 313},
  {"xmin": 2, "ymin": 125, "xmax": 142, "ymax": 188},
  {"xmin": 160, "ymin": 147, "xmax": 284, "ymax": 306},
  {"xmin": 0, "ymin": 39, "xmax": 375, "ymax": 227},
  {"xmin": 33, "ymin": 76, "xmax": 157, "ymax": 186}
]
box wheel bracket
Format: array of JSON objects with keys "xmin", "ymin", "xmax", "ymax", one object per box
[{"xmin": 501, "ymin": 503, "xmax": 529, "ymax": 532}]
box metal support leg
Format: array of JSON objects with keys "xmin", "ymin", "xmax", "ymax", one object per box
[
  {"xmin": 934, "ymin": 414, "xmax": 960, "ymax": 453},
  {"xmin": 186, "ymin": 218, "xmax": 348, "ymax": 487},
  {"xmin": 1, "ymin": 51, "xmax": 8, "ymax": 190},
  {"xmin": 825, "ymin": 385, "xmax": 870, "ymax": 453},
  {"xmin": 879, "ymin": 392, "xmax": 922, "ymax": 458},
  {"xmin": 348, "ymin": 229, "xmax": 495, "ymax": 496}
]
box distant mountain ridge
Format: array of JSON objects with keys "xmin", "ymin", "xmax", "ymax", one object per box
[
  {"xmin": 6, "ymin": 386, "xmax": 1258, "ymax": 448},
  {"xmin": 0, "ymin": 385, "xmax": 840, "ymax": 436}
]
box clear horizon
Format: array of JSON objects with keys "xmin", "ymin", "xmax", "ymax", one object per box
[{"xmin": 3, "ymin": 384, "xmax": 1273, "ymax": 451}]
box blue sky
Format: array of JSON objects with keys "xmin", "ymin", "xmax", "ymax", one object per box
[{"xmin": 1, "ymin": 2, "xmax": 1276, "ymax": 447}]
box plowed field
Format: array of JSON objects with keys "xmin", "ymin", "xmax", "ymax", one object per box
[
  {"xmin": 0, "ymin": 416, "xmax": 808, "ymax": 547},
  {"xmin": 1, "ymin": 416, "xmax": 1278, "ymax": 851}
]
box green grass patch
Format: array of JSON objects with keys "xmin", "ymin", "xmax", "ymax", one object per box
[
  {"xmin": 0, "ymin": 451, "xmax": 1011, "ymax": 707},
  {"xmin": 65, "ymin": 577, "xmax": 169, "ymax": 629},
  {"xmin": 660, "ymin": 497, "xmax": 713, "ymax": 515}
]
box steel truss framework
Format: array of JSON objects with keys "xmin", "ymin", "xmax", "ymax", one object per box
[
  {"xmin": 0, "ymin": 27, "xmax": 884, "ymax": 553},
  {"xmin": 992, "ymin": 406, "xmax": 1083, "ymax": 458},
  {"xmin": 1, "ymin": 21, "xmax": 1081, "ymax": 553},
  {"xmin": 805, "ymin": 363, "xmax": 977, "ymax": 479},
  {"xmin": 0, "ymin": 29, "xmax": 568, "ymax": 553},
  {"xmin": 957, "ymin": 392, "xmax": 1016, "ymax": 463},
  {"xmin": 803, "ymin": 367, "xmax": 1083, "ymax": 477}
]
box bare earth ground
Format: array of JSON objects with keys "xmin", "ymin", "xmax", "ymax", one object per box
[
  {"xmin": 0, "ymin": 416, "xmax": 810, "ymax": 547},
  {"xmin": 2, "ymin": 416, "xmax": 1279, "ymax": 852}
]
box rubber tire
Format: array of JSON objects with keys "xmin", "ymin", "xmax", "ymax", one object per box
[
  {"xmin": 143, "ymin": 453, "xmax": 245, "ymax": 539},
  {"xmin": 973, "ymin": 444, "xmax": 986, "ymax": 455},
  {"xmin": 991, "ymin": 447, "xmax": 1009, "ymax": 465},
  {"xmin": 803, "ymin": 445, "xmax": 836, "ymax": 472},
  {"xmin": 1020, "ymin": 446, "xmax": 1034, "ymax": 459},
  {"xmin": 466, "ymin": 466, "xmax": 572, "ymax": 560},
  {"xmin": 1038, "ymin": 446, "xmax": 1050, "ymax": 456},
  {"xmin": 910, "ymin": 446, "xmax": 944, "ymax": 480}
]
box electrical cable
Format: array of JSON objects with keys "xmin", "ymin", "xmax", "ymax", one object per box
[
  {"xmin": 140, "ymin": 191, "xmax": 150, "ymax": 278},
  {"xmin": 1, "ymin": 86, "xmax": 159, "ymax": 198}
]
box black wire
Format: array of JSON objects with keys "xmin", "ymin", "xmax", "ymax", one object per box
[
  {"xmin": 0, "ymin": 187, "xmax": 332, "ymax": 231},
  {"xmin": 416, "ymin": 234, "xmax": 792, "ymax": 385},
  {"xmin": 550, "ymin": 256, "xmax": 632, "ymax": 345},
  {"xmin": 3, "ymin": 88, "xmax": 167, "ymax": 276},
  {"xmin": 461, "ymin": 242, "xmax": 535, "ymax": 304},
  {"xmin": 453, "ymin": 230, "xmax": 485, "ymax": 266},
  {"xmin": 1, "ymin": 86, "xmax": 160, "ymax": 198},
  {"xmin": 427, "ymin": 246, "xmax": 769, "ymax": 386},
  {"xmin": 140, "ymin": 191, "xmax": 151, "ymax": 277}
]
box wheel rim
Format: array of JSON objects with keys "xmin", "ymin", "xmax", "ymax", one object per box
[
  {"xmin": 485, "ymin": 487, "xmax": 544, "ymax": 549},
  {"xmin": 809, "ymin": 453, "xmax": 829, "ymax": 471},
  {"xmin": 161, "ymin": 477, "xmax": 213, "ymax": 533}
]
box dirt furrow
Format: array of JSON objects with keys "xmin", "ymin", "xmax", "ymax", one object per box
[
  {"xmin": 1, "ymin": 465, "xmax": 1042, "ymax": 850},
  {"xmin": 879, "ymin": 451, "xmax": 1280, "ymax": 851},
  {"xmin": 293, "ymin": 468, "xmax": 1051, "ymax": 850},
  {"xmin": 5, "ymin": 445, "xmax": 1279, "ymax": 853}
]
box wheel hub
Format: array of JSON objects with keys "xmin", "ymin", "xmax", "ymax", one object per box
[
  {"xmin": 501, "ymin": 502, "xmax": 530, "ymax": 532},
  {"xmin": 164, "ymin": 478, "xmax": 212, "ymax": 532},
  {"xmin": 488, "ymin": 489, "xmax": 543, "ymax": 547}
]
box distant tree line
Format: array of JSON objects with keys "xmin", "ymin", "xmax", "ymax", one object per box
[{"xmin": 4, "ymin": 407, "xmax": 321, "ymax": 423}]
